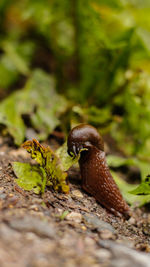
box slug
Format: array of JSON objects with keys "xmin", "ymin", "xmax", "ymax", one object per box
[{"xmin": 67, "ymin": 124, "xmax": 131, "ymax": 218}]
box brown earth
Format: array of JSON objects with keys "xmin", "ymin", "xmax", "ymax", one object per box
[{"xmin": 0, "ymin": 137, "xmax": 150, "ymax": 267}]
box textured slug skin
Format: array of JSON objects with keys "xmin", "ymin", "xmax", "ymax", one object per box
[{"xmin": 67, "ymin": 124, "xmax": 130, "ymax": 218}]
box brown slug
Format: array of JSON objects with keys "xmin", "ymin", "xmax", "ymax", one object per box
[{"xmin": 67, "ymin": 124, "xmax": 131, "ymax": 218}]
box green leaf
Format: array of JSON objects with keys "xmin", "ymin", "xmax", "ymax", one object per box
[
  {"xmin": 72, "ymin": 105, "xmax": 111, "ymax": 126},
  {"xmin": 107, "ymin": 155, "xmax": 150, "ymax": 181},
  {"xmin": 2, "ymin": 40, "xmax": 30, "ymax": 75},
  {"xmin": 59, "ymin": 210, "xmax": 69, "ymax": 220},
  {"xmin": 112, "ymin": 171, "xmax": 150, "ymax": 207},
  {"xmin": 0, "ymin": 55, "xmax": 19, "ymax": 89},
  {"xmin": 12, "ymin": 162, "xmax": 43, "ymax": 194},
  {"xmin": 0, "ymin": 96, "xmax": 26, "ymax": 145},
  {"xmin": 129, "ymin": 175, "xmax": 150, "ymax": 195},
  {"xmin": 56, "ymin": 141, "xmax": 88, "ymax": 171},
  {"xmin": 0, "ymin": 69, "xmax": 68, "ymax": 145},
  {"xmin": 56, "ymin": 142, "xmax": 78, "ymax": 171},
  {"xmin": 138, "ymin": 161, "xmax": 150, "ymax": 181},
  {"xmin": 107, "ymin": 155, "xmax": 138, "ymax": 168}
]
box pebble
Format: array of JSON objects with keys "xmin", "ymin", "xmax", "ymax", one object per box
[
  {"xmin": 0, "ymin": 193, "xmax": 7, "ymax": 200},
  {"xmin": 0, "ymin": 223, "xmax": 21, "ymax": 241},
  {"xmin": 25, "ymin": 232, "xmax": 37, "ymax": 241},
  {"xmin": 66, "ymin": 212, "xmax": 82, "ymax": 223},
  {"xmin": 0, "ymin": 186, "xmax": 4, "ymax": 191},
  {"xmin": 81, "ymin": 225, "xmax": 87, "ymax": 231},
  {"xmin": 117, "ymin": 237, "xmax": 135, "ymax": 248},
  {"xmin": 32, "ymin": 198, "xmax": 43, "ymax": 204},
  {"xmin": 99, "ymin": 240, "xmax": 150, "ymax": 267},
  {"xmin": 8, "ymin": 215, "xmax": 56, "ymax": 238},
  {"xmin": 143, "ymin": 223, "xmax": 150, "ymax": 236},
  {"xmin": 29, "ymin": 256, "xmax": 50, "ymax": 267},
  {"xmin": 29, "ymin": 204, "xmax": 39, "ymax": 211},
  {"xmin": 83, "ymin": 214, "xmax": 115, "ymax": 233},
  {"xmin": 100, "ymin": 229, "xmax": 114, "ymax": 239},
  {"xmin": 71, "ymin": 190, "xmax": 83, "ymax": 198},
  {"xmin": 94, "ymin": 248, "xmax": 111, "ymax": 263},
  {"xmin": 84, "ymin": 236, "xmax": 95, "ymax": 247},
  {"xmin": 128, "ymin": 217, "xmax": 136, "ymax": 225}
]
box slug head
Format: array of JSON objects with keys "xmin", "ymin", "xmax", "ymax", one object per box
[{"xmin": 67, "ymin": 124, "xmax": 104, "ymax": 157}]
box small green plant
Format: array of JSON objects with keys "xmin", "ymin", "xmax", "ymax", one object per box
[
  {"xmin": 12, "ymin": 139, "xmax": 87, "ymax": 195},
  {"xmin": 13, "ymin": 139, "xmax": 69, "ymax": 194},
  {"xmin": 129, "ymin": 175, "xmax": 150, "ymax": 196}
]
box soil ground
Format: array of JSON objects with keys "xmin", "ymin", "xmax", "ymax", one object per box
[{"xmin": 0, "ymin": 136, "xmax": 150, "ymax": 267}]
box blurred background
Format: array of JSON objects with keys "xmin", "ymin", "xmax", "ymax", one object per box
[{"xmin": 0, "ymin": 0, "xmax": 150, "ymax": 164}]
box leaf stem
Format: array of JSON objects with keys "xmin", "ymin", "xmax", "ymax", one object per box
[{"xmin": 40, "ymin": 167, "xmax": 47, "ymax": 194}]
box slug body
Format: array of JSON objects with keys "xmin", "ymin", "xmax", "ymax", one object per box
[{"xmin": 67, "ymin": 124, "xmax": 130, "ymax": 218}]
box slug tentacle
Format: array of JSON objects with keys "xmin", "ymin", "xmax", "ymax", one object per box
[{"xmin": 67, "ymin": 124, "xmax": 131, "ymax": 219}]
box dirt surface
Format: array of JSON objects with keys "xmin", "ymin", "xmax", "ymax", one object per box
[{"xmin": 0, "ymin": 137, "xmax": 150, "ymax": 267}]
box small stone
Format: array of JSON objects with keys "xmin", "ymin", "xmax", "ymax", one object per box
[
  {"xmin": 8, "ymin": 216, "xmax": 55, "ymax": 238},
  {"xmin": 72, "ymin": 190, "xmax": 83, "ymax": 198},
  {"xmin": 117, "ymin": 237, "xmax": 135, "ymax": 248},
  {"xmin": 100, "ymin": 229, "xmax": 114, "ymax": 239},
  {"xmin": 83, "ymin": 214, "xmax": 115, "ymax": 233},
  {"xmin": 84, "ymin": 236, "xmax": 95, "ymax": 247},
  {"xmin": 128, "ymin": 217, "xmax": 136, "ymax": 225},
  {"xmin": 29, "ymin": 204, "xmax": 39, "ymax": 211},
  {"xmin": 0, "ymin": 223, "xmax": 20, "ymax": 242},
  {"xmin": 9, "ymin": 193, "xmax": 14, "ymax": 197},
  {"xmin": 66, "ymin": 212, "xmax": 82, "ymax": 223},
  {"xmin": 25, "ymin": 232, "xmax": 37, "ymax": 241},
  {"xmin": 143, "ymin": 223, "xmax": 150, "ymax": 236},
  {"xmin": 30, "ymin": 256, "xmax": 49, "ymax": 267},
  {"xmin": 57, "ymin": 208, "xmax": 63, "ymax": 215},
  {"xmin": 81, "ymin": 225, "xmax": 87, "ymax": 231},
  {"xmin": 8, "ymin": 204, "xmax": 14, "ymax": 209},
  {"xmin": 0, "ymin": 193, "xmax": 7, "ymax": 200},
  {"xmin": 94, "ymin": 248, "xmax": 111, "ymax": 262},
  {"xmin": 8, "ymin": 195, "xmax": 18, "ymax": 205},
  {"xmin": 99, "ymin": 240, "xmax": 150, "ymax": 267},
  {"xmin": 32, "ymin": 198, "xmax": 43, "ymax": 204}
]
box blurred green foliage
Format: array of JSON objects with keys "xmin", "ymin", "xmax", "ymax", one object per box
[
  {"xmin": 0, "ymin": 0, "xmax": 150, "ymax": 162},
  {"xmin": 0, "ymin": 70, "xmax": 68, "ymax": 144},
  {"xmin": 112, "ymin": 171, "xmax": 150, "ymax": 207},
  {"xmin": 129, "ymin": 175, "xmax": 150, "ymax": 196}
]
